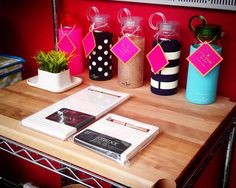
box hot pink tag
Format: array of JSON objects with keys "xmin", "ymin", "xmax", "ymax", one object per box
[
  {"xmin": 146, "ymin": 44, "xmax": 169, "ymax": 74},
  {"xmin": 111, "ymin": 36, "xmax": 140, "ymax": 64},
  {"xmin": 187, "ymin": 42, "xmax": 223, "ymax": 76},
  {"xmin": 58, "ymin": 34, "xmax": 76, "ymax": 56},
  {"xmin": 82, "ymin": 31, "xmax": 96, "ymax": 57}
]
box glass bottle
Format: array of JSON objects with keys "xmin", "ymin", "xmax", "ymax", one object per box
[
  {"xmin": 149, "ymin": 13, "xmax": 181, "ymax": 96},
  {"xmin": 88, "ymin": 14, "xmax": 113, "ymax": 81},
  {"xmin": 118, "ymin": 16, "xmax": 145, "ymax": 88},
  {"xmin": 186, "ymin": 15, "xmax": 222, "ymax": 104},
  {"xmin": 58, "ymin": 15, "xmax": 83, "ymax": 75}
]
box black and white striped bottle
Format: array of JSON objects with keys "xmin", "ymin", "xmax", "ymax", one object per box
[{"xmin": 150, "ymin": 22, "xmax": 181, "ymax": 96}]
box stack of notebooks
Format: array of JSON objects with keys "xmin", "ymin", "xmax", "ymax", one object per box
[
  {"xmin": 21, "ymin": 85, "xmax": 160, "ymax": 164},
  {"xmin": 21, "ymin": 86, "xmax": 130, "ymax": 140}
]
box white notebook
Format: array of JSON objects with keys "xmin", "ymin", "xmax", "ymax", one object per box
[
  {"xmin": 21, "ymin": 86, "xmax": 130, "ymax": 140},
  {"xmin": 74, "ymin": 113, "xmax": 160, "ymax": 165}
]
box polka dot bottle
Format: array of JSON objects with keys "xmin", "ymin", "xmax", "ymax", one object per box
[{"xmin": 88, "ymin": 15, "xmax": 113, "ymax": 81}]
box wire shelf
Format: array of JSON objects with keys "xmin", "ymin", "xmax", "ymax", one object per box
[{"xmin": 0, "ymin": 136, "xmax": 127, "ymax": 188}]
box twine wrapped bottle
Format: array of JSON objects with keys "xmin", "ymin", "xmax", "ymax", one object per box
[{"xmin": 118, "ymin": 16, "xmax": 145, "ymax": 88}]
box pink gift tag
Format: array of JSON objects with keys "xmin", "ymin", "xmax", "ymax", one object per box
[
  {"xmin": 82, "ymin": 31, "xmax": 96, "ymax": 57},
  {"xmin": 146, "ymin": 44, "xmax": 169, "ymax": 74},
  {"xmin": 58, "ymin": 34, "xmax": 76, "ymax": 56},
  {"xmin": 187, "ymin": 42, "xmax": 223, "ymax": 76},
  {"xmin": 111, "ymin": 36, "xmax": 140, "ymax": 64}
]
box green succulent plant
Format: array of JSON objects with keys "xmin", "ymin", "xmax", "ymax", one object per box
[{"xmin": 35, "ymin": 50, "xmax": 70, "ymax": 73}]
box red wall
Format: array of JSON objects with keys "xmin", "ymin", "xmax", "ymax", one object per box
[
  {"xmin": 0, "ymin": 0, "xmax": 54, "ymax": 78},
  {"xmin": 0, "ymin": 0, "xmax": 236, "ymax": 187}
]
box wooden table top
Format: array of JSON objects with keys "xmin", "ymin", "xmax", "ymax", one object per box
[{"xmin": 0, "ymin": 72, "xmax": 235, "ymax": 188}]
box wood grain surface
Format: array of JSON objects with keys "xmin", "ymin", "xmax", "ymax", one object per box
[{"xmin": 0, "ymin": 72, "xmax": 235, "ymax": 188}]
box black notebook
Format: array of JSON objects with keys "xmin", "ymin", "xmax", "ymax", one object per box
[{"xmin": 74, "ymin": 114, "xmax": 159, "ymax": 164}]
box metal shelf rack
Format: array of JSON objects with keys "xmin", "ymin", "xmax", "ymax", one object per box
[{"xmin": 0, "ymin": 136, "xmax": 128, "ymax": 188}]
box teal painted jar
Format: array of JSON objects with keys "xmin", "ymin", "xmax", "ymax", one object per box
[{"xmin": 186, "ymin": 16, "xmax": 223, "ymax": 104}]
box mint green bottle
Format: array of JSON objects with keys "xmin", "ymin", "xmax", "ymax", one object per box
[{"xmin": 186, "ymin": 16, "xmax": 223, "ymax": 105}]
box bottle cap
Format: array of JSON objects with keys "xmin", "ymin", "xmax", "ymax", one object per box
[
  {"xmin": 159, "ymin": 21, "xmax": 178, "ymax": 31},
  {"xmin": 118, "ymin": 8, "xmax": 131, "ymax": 23},
  {"xmin": 91, "ymin": 14, "xmax": 109, "ymax": 24},
  {"xmin": 149, "ymin": 12, "xmax": 166, "ymax": 31},
  {"xmin": 188, "ymin": 15, "xmax": 223, "ymax": 41},
  {"xmin": 195, "ymin": 24, "xmax": 222, "ymax": 38},
  {"xmin": 121, "ymin": 16, "xmax": 143, "ymax": 27}
]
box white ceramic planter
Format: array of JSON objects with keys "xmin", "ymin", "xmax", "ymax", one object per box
[{"xmin": 38, "ymin": 69, "xmax": 71, "ymax": 91}]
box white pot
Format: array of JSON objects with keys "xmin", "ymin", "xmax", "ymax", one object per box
[{"xmin": 38, "ymin": 69, "xmax": 71, "ymax": 91}]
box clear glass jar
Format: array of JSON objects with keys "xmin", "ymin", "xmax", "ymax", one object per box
[
  {"xmin": 88, "ymin": 14, "xmax": 113, "ymax": 81},
  {"xmin": 118, "ymin": 16, "xmax": 145, "ymax": 88},
  {"xmin": 150, "ymin": 21, "xmax": 181, "ymax": 96},
  {"xmin": 186, "ymin": 16, "xmax": 223, "ymax": 104}
]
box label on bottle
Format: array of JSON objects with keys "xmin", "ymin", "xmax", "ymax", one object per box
[
  {"xmin": 82, "ymin": 31, "xmax": 96, "ymax": 57},
  {"xmin": 187, "ymin": 42, "xmax": 223, "ymax": 76},
  {"xmin": 111, "ymin": 36, "xmax": 140, "ymax": 64},
  {"xmin": 57, "ymin": 32, "xmax": 76, "ymax": 56},
  {"xmin": 146, "ymin": 44, "xmax": 169, "ymax": 74}
]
